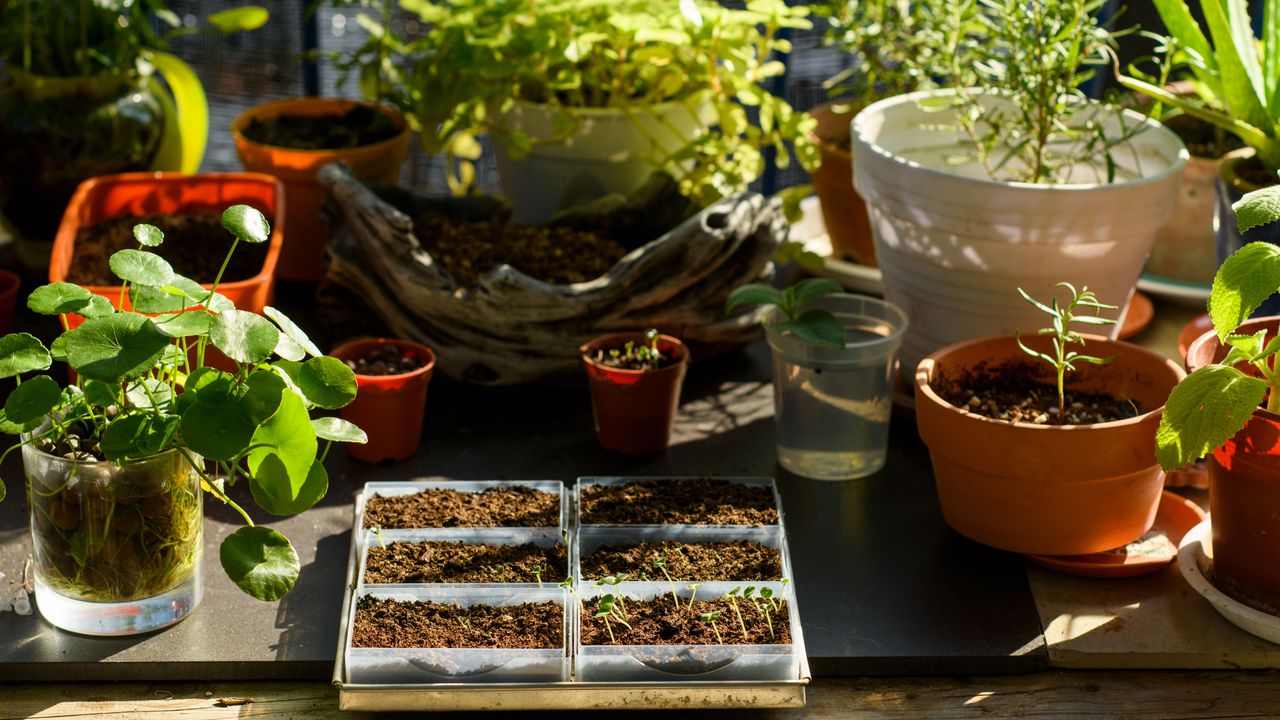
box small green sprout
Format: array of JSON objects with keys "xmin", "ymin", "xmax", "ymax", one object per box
[
  {"xmin": 602, "ymin": 329, "xmax": 666, "ymax": 369},
  {"xmin": 372, "ymin": 525, "xmax": 385, "ymax": 549},
  {"xmin": 654, "ymin": 557, "xmax": 679, "ymax": 610},
  {"xmin": 1015, "ymin": 283, "xmax": 1119, "ymax": 423},
  {"xmin": 531, "ymin": 563, "xmax": 542, "ymax": 588},
  {"xmin": 726, "ymin": 278, "xmax": 845, "ymax": 349},
  {"xmin": 559, "ymin": 577, "xmax": 585, "ymax": 614},
  {"xmin": 686, "ymin": 583, "xmax": 703, "ymax": 611},
  {"xmin": 722, "ymin": 587, "xmax": 749, "ymax": 641},
  {"xmin": 699, "ymin": 610, "xmax": 724, "ymax": 644}
]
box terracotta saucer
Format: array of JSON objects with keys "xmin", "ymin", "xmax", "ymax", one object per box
[
  {"xmin": 1177, "ymin": 313, "xmax": 1214, "ymax": 362},
  {"xmin": 1025, "ymin": 490, "xmax": 1207, "ymax": 578},
  {"xmin": 1117, "ymin": 291, "xmax": 1154, "ymax": 341}
]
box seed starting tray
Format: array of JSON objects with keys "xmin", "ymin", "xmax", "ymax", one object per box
[{"xmin": 333, "ymin": 478, "xmax": 810, "ymax": 711}]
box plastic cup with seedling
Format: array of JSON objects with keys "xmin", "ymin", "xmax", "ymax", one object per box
[
  {"xmin": 722, "ymin": 587, "xmax": 749, "ymax": 641},
  {"xmin": 654, "ymin": 557, "xmax": 679, "ymax": 610},
  {"xmin": 700, "ymin": 609, "xmax": 725, "ymax": 644}
]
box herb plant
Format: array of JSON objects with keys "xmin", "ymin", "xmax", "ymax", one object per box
[
  {"xmin": 726, "ymin": 278, "xmax": 844, "ymax": 348},
  {"xmin": 0, "ymin": 206, "xmax": 366, "ymax": 602},
  {"xmin": 1015, "ymin": 283, "xmax": 1119, "ymax": 423},
  {"xmin": 1157, "ymin": 186, "xmax": 1280, "ymax": 469}
]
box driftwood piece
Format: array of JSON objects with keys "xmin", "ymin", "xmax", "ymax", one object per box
[{"xmin": 318, "ymin": 164, "xmax": 784, "ymax": 385}]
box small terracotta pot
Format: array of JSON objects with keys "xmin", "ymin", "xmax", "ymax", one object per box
[
  {"xmin": 1186, "ymin": 317, "xmax": 1280, "ymax": 611},
  {"xmin": 581, "ymin": 333, "xmax": 689, "ymax": 456},
  {"xmin": 915, "ymin": 333, "xmax": 1184, "ymax": 555},
  {"xmin": 232, "ymin": 98, "xmax": 411, "ymax": 282},
  {"xmin": 0, "ymin": 268, "xmax": 20, "ymax": 337},
  {"xmin": 330, "ymin": 338, "xmax": 436, "ymax": 464},
  {"xmin": 808, "ymin": 102, "xmax": 876, "ymax": 266}
]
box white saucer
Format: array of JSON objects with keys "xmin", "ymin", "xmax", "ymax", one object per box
[{"xmin": 1178, "ymin": 519, "xmax": 1280, "ymax": 645}]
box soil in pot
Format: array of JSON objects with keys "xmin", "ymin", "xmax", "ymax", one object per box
[
  {"xmin": 1231, "ymin": 155, "xmax": 1280, "ymax": 190},
  {"xmin": 584, "ymin": 338, "xmax": 680, "ymax": 372},
  {"xmin": 934, "ymin": 359, "xmax": 1144, "ymax": 425},
  {"xmin": 580, "ymin": 479, "xmax": 778, "ymax": 526},
  {"xmin": 66, "ymin": 212, "xmax": 269, "ymax": 285},
  {"xmin": 1163, "ymin": 113, "xmax": 1242, "ymax": 159},
  {"xmin": 580, "ymin": 596, "xmax": 791, "ymax": 646},
  {"xmin": 581, "ymin": 540, "xmax": 782, "ymax": 582},
  {"xmin": 240, "ymin": 105, "xmax": 399, "ymax": 150},
  {"xmin": 343, "ymin": 343, "xmax": 430, "ymax": 376},
  {"xmin": 413, "ymin": 213, "xmax": 626, "ymax": 287},
  {"xmin": 351, "ymin": 596, "xmax": 562, "ymax": 649},
  {"xmin": 362, "ymin": 486, "xmax": 560, "ymax": 529},
  {"xmin": 364, "ymin": 541, "xmax": 568, "ymax": 584}
]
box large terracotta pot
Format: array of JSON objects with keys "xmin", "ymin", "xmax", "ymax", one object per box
[
  {"xmin": 581, "ymin": 332, "xmax": 689, "ymax": 456},
  {"xmin": 915, "ymin": 333, "xmax": 1184, "ymax": 555},
  {"xmin": 330, "ymin": 338, "xmax": 437, "ymax": 464},
  {"xmin": 808, "ymin": 102, "xmax": 875, "ymax": 266},
  {"xmin": 1186, "ymin": 317, "xmax": 1280, "ymax": 611},
  {"xmin": 232, "ymin": 98, "xmax": 410, "ymax": 282}
]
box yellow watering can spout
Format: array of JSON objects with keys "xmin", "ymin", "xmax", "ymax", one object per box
[{"xmin": 148, "ymin": 52, "xmax": 208, "ymax": 174}]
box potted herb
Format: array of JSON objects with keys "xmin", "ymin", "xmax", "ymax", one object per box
[
  {"xmin": 726, "ymin": 279, "xmax": 907, "ymax": 480},
  {"xmin": 851, "ymin": 0, "xmax": 1188, "ymax": 376},
  {"xmin": 914, "ymin": 283, "xmax": 1184, "ymax": 556},
  {"xmin": 580, "ymin": 329, "xmax": 688, "ymax": 456},
  {"xmin": 381, "ymin": 0, "xmax": 817, "ymax": 222},
  {"xmin": 0, "ymin": 2, "xmax": 267, "ymax": 268},
  {"xmin": 329, "ymin": 337, "xmax": 436, "ymax": 463},
  {"xmin": 1159, "ymin": 185, "xmax": 1280, "ymax": 614},
  {"xmin": 0, "ymin": 205, "xmax": 365, "ymax": 636}
]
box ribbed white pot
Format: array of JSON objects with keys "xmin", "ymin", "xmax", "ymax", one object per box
[
  {"xmin": 851, "ymin": 89, "xmax": 1188, "ymax": 376},
  {"xmin": 496, "ymin": 99, "xmax": 706, "ymax": 223}
]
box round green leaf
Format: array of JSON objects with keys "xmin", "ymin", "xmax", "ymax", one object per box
[
  {"xmin": 238, "ymin": 370, "xmax": 285, "ymax": 426},
  {"xmin": 49, "ymin": 333, "xmax": 71, "ymax": 363},
  {"xmin": 180, "ymin": 397, "xmax": 256, "ymax": 461},
  {"xmin": 189, "ymin": 368, "xmax": 235, "ymax": 404},
  {"xmin": 4, "ymin": 375, "xmax": 61, "ymax": 424},
  {"xmin": 0, "ymin": 408, "xmax": 41, "ymax": 435},
  {"xmin": 83, "ymin": 379, "xmax": 119, "ymax": 408},
  {"xmin": 264, "ymin": 307, "xmax": 321, "ymax": 358},
  {"xmin": 126, "ymin": 377, "xmax": 174, "ymax": 411},
  {"xmin": 312, "ymin": 416, "xmax": 368, "ymax": 444},
  {"xmin": 101, "ymin": 413, "xmax": 179, "ymax": 461},
  {"xmin": 211, "ymin": 309, "xmax": 279, "ymax": 365},
  {"xmin": 133, "ymin": 223, "xmax": 165, "ymax": 247},
  {"xmin": 247, "ymin": 392, "xmax": 317, "ymax": 490},
  {"xmin": 249, "ymin": 455, "xmax": 328, "ymax": 516},
  {"xmin": 221, "ymin": 205, "xmax": 271, "ymax": 244},
  {"xmin": 78, "ymin": 294, "xmax": 116, "ymax": 319},
  {"xmin": 27, "ymin": 283, "xmax": 91, "ymax": 315},
  {"xmin": 153, "ymin": 310, "xmax": 212, "ymax": 338},
  {"xmin": 131, "ymin": 284, "xmax": 188, "ymax": 314},
  {"xmin": 220, "ymin": 526, "xmax": 299, "ymax": 602},
  {"xmin": 109, "ymin": 249, "xmax": 175, "ymax": 287},
  {"xmin": 65, "ymin": 314, "xmax": 169, "ymax": 384},
  {"xmin": 297, "ymin": 357, "xmax": 358, "ymax": 410},
  {"xmin": 0, "ymin": 333, "xmax": 52, "ymax": 379},
  {"xmin": 274, "ymin": 332, "xmax": 305, "ymax": 362}
]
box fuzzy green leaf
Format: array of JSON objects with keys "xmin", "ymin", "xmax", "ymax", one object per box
[
  {"xmin": 211, "ymin": 308, "xmax": 280, "ymax": 365},
  {"xmin": 1156, "ymin": 364, "xmax": 1269, "ymax": 470},
  {"xmin": 264, "ymin": 307, "xmax": 321, "ymax": 358},
  {"xmin": 1234, "ymin": 185, "xmax": 1280, "ymax": 233},
  {"xmin": 725, "ymin": 284, "xmax": 786, "ymax": 314},
  {"xmin": 221, "ymin": 205, "xmax": 271, "ymax": 244},
  {"xmin": 65, "ymin": 314, "xmax": 169, "ymax": 384},
  {"xmin": 109, "ymin": 249, "xmax": 175, "ymax": 287},
  {"xmin": 250, "ymin": 455, "xmax": 328, "ymax": 516},
  {"xmin": 312, "ymin": 416, "xmax": 368, "ymax": 444},
  {"xmin": 220, "ymin": 527, "xmax": 299, "ymax": 601},
  {"xmin": 133, "ymin": 224, "xmax": 164, "ymax": 247},
  {"xmin": 4, "ymin": 375, "xmax": 60, "ymax": 424},
  {"xmin": 771, "ymin": 309, "xmax": 845, "ymax": 349},
  {"xmin": 297, "ymin": 357, "xmax": 358, "ymax": 410},
  {"xmin": 27, "ymin": 283, "xmax": 92, "ymax": 315},
  {"xmin": 0, "ymin": 333, "xmax": 52, "ymax": 379},
  {"xmin": 1209, "ymin": 241, "xmax": 1280, "ymax": 340}
]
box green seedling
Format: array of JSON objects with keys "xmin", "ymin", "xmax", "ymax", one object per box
[
  {"xmin": 373, "ymin": 526, "xmax": 386, "ymax": 549},
  {"xmin": 1015, "ymin": 283, "xmax": 1119, "ymax": 423},
  {"xmin": 654, "ymin": 557, "xmax": 679, "ymax": 610},
  {"xmin": 699, "ymin": 610, "xmax": 724, "ymax": 644},
  {"xmin": 726, "ymin": 278, "xmax": 845, "ymax": 349},
  {"xmin": 723, "ymin": 587, "xmax": 749, "ymax": 641},
  {"xmin": 559, "ymin": 578, "xmax": 585, "ymax": 614},
  {"xmin": 686, "ymin": 583, "xmax": 703, "ymax": 612},
  {"xmin": 594, "ymin": 592, "xmax": 633, "ymax": 644},
  {"xmin": 531, "ymin": 564, "xmax": 543, "ymax": 588},
  {"xmin": 596, "ymin": 574, "xmax": 630, "ymax": 617},
  {"xmin": 754, "ymin": 587, "xmax": 776, "ymax": 640}
]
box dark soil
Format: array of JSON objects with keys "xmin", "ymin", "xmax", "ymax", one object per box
[
  {"xmin": 1163, "ymin": 113, "xmax": 1243, "ymax": 159},
  {"xmin": 934, "ymin": 360, "xmax": 1142, "ymax": 425},
  {"xmin": 580, "ymin": 479, "xmax": 778, "ymax": 526},
  {"xmin": 1234, "ymin": 154, "xmax": 1280, "ymax": 190},
  {"xmin": 580, "ymin": 596, "xmax": 791, "ymax": 646},
  {"xmin": 67, "ymin": 212, "xmax": 269, "ymax": 286},
  {"xmin": 581, "ymin": 540, "xmax": 782, "ymax": 582},
  {"xmin": 345, "ymin": 344, "xmax": 429, "ymax": 376},
  {"xmin": 240, "ymin": 105, "xmax": 398, "ymax": 150},
  {"xmin": 363, "ymin": 540, "xmax": 568, "ymax": 584},
  {"xmin": 586, "ymin": 338, "xmax": 678, "ymax": 372},
  {"xmin": 413, "ymin": 213, "xmax": 627, "ymax": 287},
  {"xmin": 351, "ymin": 596, "xmax": 562, "ymax": 649},
  {"xmin": 362, "ymin": 486, "xmax": 560, "ymax": 529}
]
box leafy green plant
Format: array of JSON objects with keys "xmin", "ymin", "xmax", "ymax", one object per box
[
  {"xmin": 1157, "ymin": 185, "xmax": 1280, "ymax": 469},
  {"xmin": 1015, "ymin": 283, "xmax": 1120, "ymax": 423},
  {"xmin": 368, "ymin": 0, "xmax": 817, "ymax": 205},
  {"xmin": 0, "ymin": 206, "xmax": 365, "ymax": 601},
  {"xmin": 726, "ymin": 278, "xmax": 844, "ymax": 348}
]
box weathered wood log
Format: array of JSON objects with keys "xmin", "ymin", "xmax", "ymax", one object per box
[{"xmin": 318, "ymin": 164, "xmax": 784, "ymax": 385}]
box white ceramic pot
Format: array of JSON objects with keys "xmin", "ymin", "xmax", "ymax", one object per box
[
  {"xmin": 495, "ymin": 99, "xmax": 706, "ymax": 223},
  {"xmin": 851, "ymin": 89, "xmax": 1188, "ymax": 375}
]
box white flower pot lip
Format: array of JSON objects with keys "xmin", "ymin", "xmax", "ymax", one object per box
[
  {"xmin": 851, "ymin": 88, "xmax": 1190, "ymax": 192},
  {"xmin": 510, "ymin": 93, "xmax": 709, "ymax": 117}
]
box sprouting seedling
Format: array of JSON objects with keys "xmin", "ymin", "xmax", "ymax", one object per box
[
  {"xmin": 654, "ymin": 557, "xmax": 679, "ymax": 610},
  {"xmin": 686, "ymin": 583, "xmax": 702, "ymax": 612},
  {"xmin": 604, "ymin": 329, "xmax": 665, "ymax": 367},
  {"xmin": 559, "ymin": 577, "xmax": 585, "ymax": 614},
  {"xmin": 531, "ymin": 563, "xmax": 543, "ymax": 588},
  {"xmin": 756, "ymin": 587, "xmax": 776, "ymax": 640},
  {"xmin": 372, "ymin": 525, "xmax": 385, "ymax": 549},
  {"xmin": 726, "ymin": 278, "xmax": 845, "ymax": 348},
  {"xmin": 722, "ymin": 587, "xmax": 749, "ymax": 641},
  {"xmin": 699, "ymin": 610, "xmax": 724, "ymax": 644},
  {"xmin": 596, "ymin": 575, "xmax": 630, "ymax": 618},
  {"xmin": 594, "ymin": 593, "xmax": 633, "ymax": 644},
  {"xmin": 1015, "ymin": 283, "xmax": 1119, "ymax": 423}
]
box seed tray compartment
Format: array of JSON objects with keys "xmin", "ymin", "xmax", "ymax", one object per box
[
  {"xmin": 359, "ymin": 527, "xmax": 571, "ymax": 590},
  {"xmin": 576, "ymin": 476, "xmax": 784, "ymax": 529},
  {"xmin": 356, "ymin": 480, "xmax": 569, "ymax": 542},
  {"xmin": 576, "ymin": 525, "xmax": 792, "ymax": 588}
]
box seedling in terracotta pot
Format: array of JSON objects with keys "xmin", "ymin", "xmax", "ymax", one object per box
[
  {"xmin": 1015, "ymin": 282, "xmax": 1120, "ymax": 423},
  {"xmin": 726, "ymin": 278, "xmax": 845, "ymax": 348},
  {"xmin": 591, "ymin": 329, "xmax": 673, "ymax": 371},
  {"xmin": 580, "ymin": 331, "xmax": 690, "ymax": 455}
]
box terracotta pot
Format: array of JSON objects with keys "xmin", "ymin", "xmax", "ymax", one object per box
[
  {"xmin": 0, "ymin": 268, "xmax": 20, "ymax": 337},
  {"xmin": 330, "ymin": 338, "xmax": 436, "ymax": 464},
  {"xmin": 581, "ymin": 333, "xmax": 689, "ymax": 455},
  {"xmin": 808, "ymin": 102, "xmax": 875, "ymax": 266},
  {"xmin": 50, "ymin": 171, "xmax": 284, "ymax": 320},
  {"xmin": 1186, "ymin": 317, "xmax": 1280, "ymax": 611},
  {"xmin": 915, "ymin": 333, "xmax": 1184, "ymax": 555},
  {"xmin": 232, "ymin": 98, "xmax": 411, "ymax": 282}
]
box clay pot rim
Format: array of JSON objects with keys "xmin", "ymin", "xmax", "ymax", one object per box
[
  {"xmin": 1185, "ymin": 316, "xmax": 1280, "ymax": 424},
  {"xmin": 330, "ymin": 337, "xmax": 438, "ymax": 380},
  {"xmin": 580, "ymin": 332, "xmax": 689, "ymax": 375},
  {"xmin": 1217, "ymin": 147, "xmax": 1274, "ymax": 195},
  {"xmin": 915, "ymin": 333, "xmax": 1182, "ymax": 431},
  {"xmin": 231, "ymin": 97, "xmax": 411, "ymax": 155}
]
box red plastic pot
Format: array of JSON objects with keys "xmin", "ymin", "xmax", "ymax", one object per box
[
  {"xmin": 330, "ymin": 338, "xmax": 436, "ymax": 464},
  {"xmin": 581, "ymin": 333, "xmax": 689, "ymax": 456},
  {"xmin": 0, "ymin": 268, "xmax": 20, "ymax": 337},
  {"xmin": 1186, "ymin": 317, "xmax": 1280, "ymax": 611}
]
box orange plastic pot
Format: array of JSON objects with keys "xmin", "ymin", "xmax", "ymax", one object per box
[
  {"xmin": 808, "ymin": 102, "xmax": 875, "ymax": 266},
  {"xmin": 581, "ymin": 333, "xmax": 689, "ymax": 456},
  {"xmin": 330, "ymin": 338, "xmax": 436, "ymax": 464},
  {"xmin": 915, "ymin": 334, "xmax": 1184, "ymax": 556},
  {"xmin": 0, "ymin": 268, "xmax": 20, "ymax": 337},
  {"xmin": 232, "ymin": 98, "xmax": 411, "ymax": 282},
  {"xmin": 1187, "ymin": 317, "xmax": 1280, "ymax": 611},
  {"xmin": 50, "ymin": 171, "xmax": 284, "ymax": 320}
]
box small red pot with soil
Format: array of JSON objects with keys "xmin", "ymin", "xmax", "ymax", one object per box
[
  {"xmin": 580, "ymin": 331, "xmax": 689, "ymax": 455},
  {"xmin": 331, "ymin": 338, "xmax": 437, "ymax": 464}
]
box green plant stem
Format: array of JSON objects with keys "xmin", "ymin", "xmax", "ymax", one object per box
[{"xmin": 178, "ymin": 447, "xmax": 254, "ymax": 527}]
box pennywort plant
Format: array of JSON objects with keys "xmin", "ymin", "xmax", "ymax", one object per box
[
  {"xmin": 1158, "ymin": 186, "xmax": 1280, "ymax": 469},
  {"xmin": 1015, "ymin": 283, "xmax": 1119, "ymax": 423},
  {"xmin": 726, "ymin": 278, "xmax": 845, "ymax": 348},
  {"xmin": 0, "ymin": 206, "xmax": 366, "ymax": 602}
]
